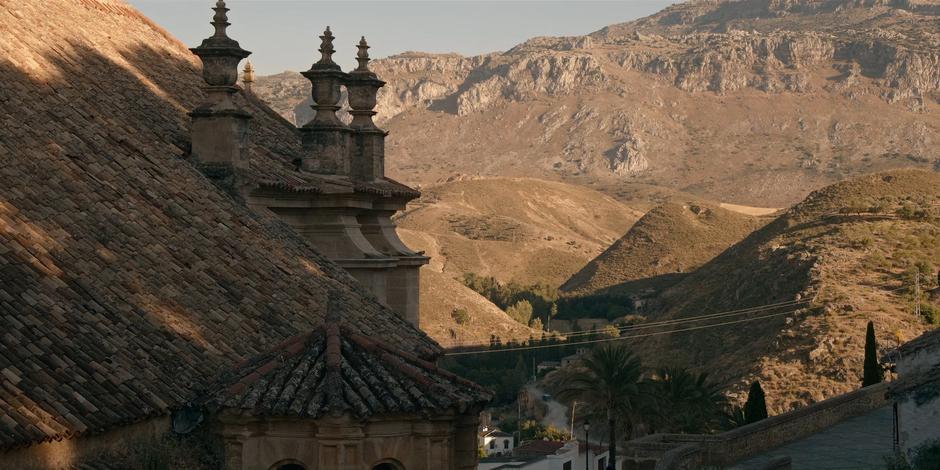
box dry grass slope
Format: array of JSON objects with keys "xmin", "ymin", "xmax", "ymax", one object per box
[
  {"xmin": 641, "ymin": 169, "xmax": 940, "ymax": 412},
  {"xmin": 395, "ymin": 177, "xmax": 644, "ymax": 346},
  {"xmin": 561, "ymin": 202, "xmax": 768, "ymax": 295},
  {"xmin": 397, "ymin": 177, "xmax": 643, "ymax": 286}
]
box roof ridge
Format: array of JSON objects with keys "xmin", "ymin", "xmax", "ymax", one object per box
[
  {"xmin": 74, "ymin": 0, "xmax": 189, "ymax": 52},
  {"xmin": 343, "ymin": 327, "xmax": 490, "ymax": 394}
]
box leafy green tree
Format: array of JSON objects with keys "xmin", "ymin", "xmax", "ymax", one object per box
[
  {"xmin": 744, "ymin": 381, "xmax": 768, "ymax": 424},
  {"xmin": 602, "ymin": 324, "xmax": 621, "ymax": 338},
  {"xmin": 506, "ymin": 300, "xmax": 534, "ymax": 325},
  {"xmin": 863, "ymin": 320, "xmax": 884, "ymax": 387},
  {"xmin": 555, "ymin": 345, "xmax": 643, "ymax": 467},
  {"xmin": 530, "ymin": 317, "xmax": 544, "ymax": 331},
  {"xmin": 496, "ymin": 357, "xmax": 529, "ymax": 403}
]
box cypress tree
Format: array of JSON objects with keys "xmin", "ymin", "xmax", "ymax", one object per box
[
  {"xmin": 862, "ymin": 320, "xmax": 884, "ymax": 387},
  {"xmin": 744, "ymin": 381, "xmax": 768, "ymax": 424}
]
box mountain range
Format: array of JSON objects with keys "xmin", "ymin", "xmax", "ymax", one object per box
[{"xmin": 253, "ymin": 0, "xmax": 940, "ymax": 207}]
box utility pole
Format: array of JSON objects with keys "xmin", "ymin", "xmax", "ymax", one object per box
[
  {"xmin": 570, "ymin": 401, "xmax": 578, "ymax": 438},
  {"xmin": 915, "ymin": 272, "xmax": 921, "ymax": 319}
]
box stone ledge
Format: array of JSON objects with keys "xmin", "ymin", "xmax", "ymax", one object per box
[{"xmin": 622, "ymin": 382, "xmax": 891, "ymax": 470}]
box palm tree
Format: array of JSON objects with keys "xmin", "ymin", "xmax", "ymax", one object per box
[
  {"xmin": 555, "ymin": 344, "xmax": 643, "ymax": 469},
  {"xmin": 722, "ymin": 404, "xmax": 748, "ymax": 430},
  {"xmin": 645, "ymin": 367, "xmax": 727, "ymax": 433}
]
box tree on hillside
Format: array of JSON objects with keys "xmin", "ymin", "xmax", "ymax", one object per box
[
  {"xmin": 548, "ymin": 302, "xmax": 558, "ymax": 330},
  {"xmin": 863, "ymin": 320, "xmax": 884, "ymax": 387},
  {"xmin": 529, "ymin": 317, "xmax": 544, "ymax": 331},
  {"xmin": 506, "ymin": 300, "xmax": 534, "ymax": 325},
  {"xmin": 555, "ymin": 345, "xmax": 643, "ymax": 469},
  {"xmin": 744, "ymin": 381, "xmax": 768, "ymax": 424}
]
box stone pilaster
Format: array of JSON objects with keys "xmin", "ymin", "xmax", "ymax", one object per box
[
  {"xmin": 316, "ymin": 417, "xmax": 365, "ymax": 470},
  {"xmin": 300, "ymin": 27, "xmax": 352, "ymax": 175},
  {"xmin": 455, "ymin": 411, "xmax": 482, "ymax": 470},
  {"xmin": 189, "ymin": 1, "xmax": 252, "ymax": 174}
]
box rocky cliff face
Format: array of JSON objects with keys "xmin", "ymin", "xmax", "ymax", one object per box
[{"xmin": 253, "ymin": 0, "xmax": 940, "ymax": 206}]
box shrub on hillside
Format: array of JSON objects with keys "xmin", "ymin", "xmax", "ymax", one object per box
[
  {"xmin": 921, "ymin": 303, "xmax": 940, "ymax": 325},
  {"xmin": 452, "ymin": 308, "xmax": 471, "ymax": 325},
  {"xmin": 897, "ymin": 202, "xmax": 930, "ymax": 220}
]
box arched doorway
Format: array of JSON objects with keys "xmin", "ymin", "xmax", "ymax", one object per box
[
  {"xmin": 269, "ymin": 460, "xmax": 306, "ymax": 470},
  {"xmin": 371, "ymin": 459, "xmax": 404, "ymax": 470}
]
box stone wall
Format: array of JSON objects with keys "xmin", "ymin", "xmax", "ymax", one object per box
[
  {"xmin": 217, "ymin": 411, "xmax": 480, "ymax": 470},
  {"xmin": 621, "ymin": 382, "xmax": 890, "ymax": 470},
  {"xmin": 897, "ymin": 385, "xmax": 940, "ymax": 460}
]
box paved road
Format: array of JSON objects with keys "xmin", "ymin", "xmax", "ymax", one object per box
[
  {"xmin": 729, "ymin": 405, "xmax": 894, "ymax": 470},
  {"xmin": 528, "ymin": 385, "xmax": 570, "ymax": 431}
]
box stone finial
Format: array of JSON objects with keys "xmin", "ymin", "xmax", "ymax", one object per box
[
  {"xmin": 355, "ymin": 36, "xmax": 372, "ymax": 73},
  {"xmin": 299, "ymin": 26, "xmax": 352, "ymax": 174},
  {"xmin": 188, "ymin": 0, "xmax": 252, "ymax": 173},
  {"xmin": 243, "ymin": 60, "xmax": 255, "ymax": 91},
  {"xmin": 191, "ymin": 0, "xmax": 251, "ymax": 88},
  {"xmin": 314, "ymin": 26, "xmax": 340, "ymax": 70},
  {"xmin": 346, "ymin": 35, "xmax": 386, "ymax": 180},
  {"xmin": 211, "ymin": 0, "xmax": 231, "ymax": 39}
]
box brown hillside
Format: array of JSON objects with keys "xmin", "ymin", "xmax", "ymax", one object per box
[
  {"xmin": 253, "ymin": 0, "xmax": 940, "ymax": 207},
  {"xmin": 561, "ymin": 202, "xmax": 768, "ymax": 295},
  {"xmin": 399, "ymin": 229, "xmax": 540, "ymax": 348},
  {"xmin": 640, "ymin": 169, "xmax": 940, "ymax": 413},
  {"xmin": 396, "ymin": 177, "xmax": 643, "ymax": 286}
]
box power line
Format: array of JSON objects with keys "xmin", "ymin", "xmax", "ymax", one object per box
[
  {"xmin": 447, "ymin": 298, "xmax": 810, "ymax": 347},
  {"xmin": 448, "ymin": 275, "xmax": 912, "ymax": 348},
  {"xmin": 445, "ymin": 306, "xmax": 810, "ymax": 356},
  {"xmin": 445, "ymin": 298, "xmax": 812, "ymax": 348}
]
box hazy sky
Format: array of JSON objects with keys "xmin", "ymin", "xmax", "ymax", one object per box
[{"xmin": 129, "ymin": 1, "xmax": 677, "ymax": 74}]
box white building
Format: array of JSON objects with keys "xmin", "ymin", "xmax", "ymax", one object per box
[
  {"xmin": 891, "ymin": 327, "xmax": 940, "ymax": 461},
  {"xmin": 477, "ymin": 440, "xmax": 611, "ymax": 470},
  {"xmin": 481, "ymin": 428, "xmax": 515, "ymax": 456}
]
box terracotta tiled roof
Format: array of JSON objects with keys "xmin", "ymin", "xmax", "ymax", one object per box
[
  {"xmin": 199, "ymin": 319, "xmax": 491, "ymax": 418},
  {"xmin": 513, "ymin": 440, "xmax": 567, "ymax": 457},
  {"xmin": 0, "ymin": 0, "xmax": 437, "ymax": 449}
]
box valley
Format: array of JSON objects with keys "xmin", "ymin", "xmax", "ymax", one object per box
[{"xmin": 250, "ymin": 0, "xmax": 940, "ymax": 413}]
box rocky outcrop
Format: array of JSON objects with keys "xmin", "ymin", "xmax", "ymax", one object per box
[{"xmin": 609, "ymin": 136, "xmax": 648, "ymax": 177}]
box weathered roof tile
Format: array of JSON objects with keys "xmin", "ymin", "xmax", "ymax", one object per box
[
  {"xmin": 200, "ymin": 323, "xmax": 491, "ymax": 419},
  {"xmin": 0, "ymin": 0, "xmax": 441, "ymax": 450}
]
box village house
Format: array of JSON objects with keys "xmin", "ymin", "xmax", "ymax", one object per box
[
  {"xmin": 480, "ymin": 428, "xmax": 514, "ymax": 456},
  {"xmin": 478, "ymin": 440, "xmax": 610, "ymax": 470},
  {"xmin": 889, "ymin": 327, "xmax": 940, "ymax": 460},
  {"xmin": 0, "ymin": 1, "xmax": 488, "ymax": 469}
]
